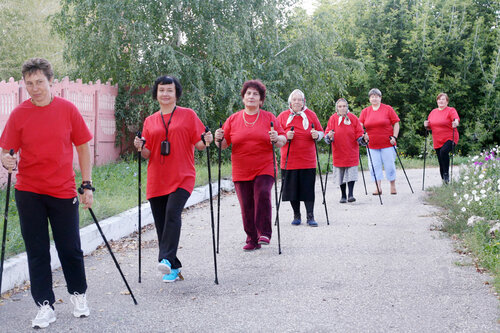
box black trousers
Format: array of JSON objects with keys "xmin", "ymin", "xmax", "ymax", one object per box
[
  {"xmin": 15, "ymin": 190, "xmax": 87, "ymax": 306},
  {"xmin": 149, "ymin": 188, "xmax": 190, "ymax": 270},
  {"xmin": 435, "ymin": 140, "xmax": 454, "ymax": 180}
]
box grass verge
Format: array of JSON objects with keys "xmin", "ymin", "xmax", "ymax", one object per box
[{"xmin": 425, "ymin": 145, "xmax": 500, "ymax": 295}]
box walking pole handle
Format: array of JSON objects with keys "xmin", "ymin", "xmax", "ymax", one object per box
[
  {"xmin": 136, "ymin": 131, "xmax": 145, "ymax": 152},
  {"xmin": 201, "ymin": 126, "xmax": 210, "ymax": 145},
  {"xmin": 7, "ymin": 149, "xmax": 14, "ymax": 174},
  {"xmin": 288, "ymin": 126, "xmax": 294, "ymax": 142}
]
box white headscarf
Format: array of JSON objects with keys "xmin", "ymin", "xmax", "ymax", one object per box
[
  {"xmin": 336, "ymin": 98, "xmax": 351, "ymax": 126},
  {"xmin": 286, "ymin": 89, "xmax": 309, "ymax": 130}
]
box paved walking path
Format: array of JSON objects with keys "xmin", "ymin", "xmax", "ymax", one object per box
[{"xmin": 0, "ymin": 168, "xmax": 498, "ymax": 332}]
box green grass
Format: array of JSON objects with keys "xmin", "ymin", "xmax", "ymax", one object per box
[{"xmin": 425, "ymin": 146, "xmax": 500, "ymax": 294}]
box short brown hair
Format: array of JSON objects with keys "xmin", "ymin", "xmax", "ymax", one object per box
[
  {"xmin": 22, "ymin": 58, "xmax": 54, "ymax": 81},
  {"xmin": 436, "ymin": 93, "xmax": 449, "ymax": 102},
  {"xmin": 241, "ymin": 80, "xmax": 266, "ymax": 104}
]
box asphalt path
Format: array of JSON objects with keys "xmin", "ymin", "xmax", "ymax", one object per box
[{"xmin": 0, "ymin": 167, "xmax": 498, "ymax": 332}]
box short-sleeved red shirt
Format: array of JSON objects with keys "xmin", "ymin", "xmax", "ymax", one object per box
[
  {"xmin": 0, "ymin": 96, "xmax": 93, "ymax": 198},
  {"xmin": 325, "ymin": 113, "xmax": 364, "ymax": 167},
  {"xmin": 223, "ymin": 109, "xmax": 284, "ymax": 181},
  {"xmin": 359, "ymin": 103, "xmax": 400, "ymax": 149},
  {"xmin": 427, "ymin": 107, "xmax": 460, "ymax": 149},
  {"xmin": 277, "ymin": 109, "xmax": 323, "ymax": 170},
  {"xmin": 142, "ymin": 107, "xmax": 205, "ymax": 199}
]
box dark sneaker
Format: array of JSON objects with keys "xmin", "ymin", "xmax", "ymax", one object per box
[
  {"xmin": 258, "ymin": 236, "xmax": 270, "ymax": 245},
  {"xmin": 291, "ymin": 218, "xmax": 301, "ymax": 225},
  {"xmin": 339, "ymin": 197, "xmax": 347, "ymax": 203},
  {"xmin": 307, "ymin": 220, "xmax": 318, "ymax": 227},
  {"xmin": 347, "ymin": 196, "xmax": 356, "ymax": 202}
]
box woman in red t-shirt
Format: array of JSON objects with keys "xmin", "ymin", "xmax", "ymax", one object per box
[
  {"xmin": 359, "ymin": 88, "xmax": 400, "ymax": 195},
  {"xmin": 214, "ymin": 80, "xmax": 286, "ymax": 251},
  {"xmin": 134, "ymin": 76, "xmax": 212, "ymax": 283},
  {"xmin": 277, "ymin": 89, "xmax": 324, "ymax": 227},
  {"xmin": 324, "ymin": 98, "xmax": 365, "ymax": 203},
  {"xmin": 424, "ymin": 93, "xmax": 460, "ymax": 184}
]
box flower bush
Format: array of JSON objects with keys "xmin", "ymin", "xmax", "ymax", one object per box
[{"xmin": 455, "ymin": 145, "xmax": 500, "ymax": 222}]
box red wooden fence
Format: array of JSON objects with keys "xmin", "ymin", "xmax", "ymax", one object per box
[{"xmin": 0, "ymin": 77, "xmax": 120, "ymax": 186}]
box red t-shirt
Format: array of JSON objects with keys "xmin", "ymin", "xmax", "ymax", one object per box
[
  {"xmin": 427, "ymin": 107, "xmax": 460, "ymax": 149},
  {"xmin": 325, "ymin": 113, "xmax": 364, "ymax": 167},
  {"xmin": 277, "ymin": 109, "xmax": 323, "ymax": 170},
  {"xmin": 223, "ymin": 109, "xmax": 284, "ymax": 181},
  {"xmin": 142, "ymin": 107, "xmax": 205, "ymax": 199},
  {"xmin": 0, "ymin": 96, "xmax": 93, "ymax": 198},
  {"xmin": 359, "ymin": 103, "xmax": 400, "ymax": 149}
]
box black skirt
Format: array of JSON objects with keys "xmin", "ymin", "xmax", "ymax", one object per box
[{"xmin": 281, "ymin": 168, "xmax": 316, "ymax": 201}]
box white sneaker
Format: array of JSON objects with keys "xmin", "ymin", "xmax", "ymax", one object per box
[
  {"xmin": 32, "ymin": 301, "xmax": 56, "ymax": 328},
  {"xmin": 70, "ymin": 292, "xmax": 90, "ymax": 318}
]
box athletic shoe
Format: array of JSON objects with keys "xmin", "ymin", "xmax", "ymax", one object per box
[
  {"xmin": 307, "ymin": 220, "xmax": 318, "ymax": 227},
  {"xmin": 258, "ymin": 236, "xmax": 270, "ymax": 245},
  {"xmin": 162, "ymin": 269, "xmax": 181, "ymax": 283},
  {"xmin": 243, "ymin": 243, "xmax": 261, "ymax": 251},
  {"xmin": 339, "ymin": 197, "xmax": 347, "ymax": 203},
  {"xmin": 32, "ymin": 301, "xmax": 56, "ymax": 329},
  {"xmin": 291, "ymin": 218, "xmax": 301, "ymax": 225},
  {"xmin": 347, "ymin": 196, "xmax": 356, "ymax": 202},
  {"xmin": 70, "ymin": 292, "xmax": 90, "ymax": 318},
  {"xmin": 157, "ymin": 259, "xmax": 171, "ymax": 274}
]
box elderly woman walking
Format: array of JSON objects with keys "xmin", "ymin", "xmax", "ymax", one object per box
[
  {"xmin": 424, "ymin": 93, "xmax": 460, "ymax": 184},
  {"xmin": 359, "ymin": 88, "xmax": 400, "ymax": 195},
  {"xmin": 324, "ymin": 98, "xmax": 364, "ymax": 203},
  {"xmin": 215, "ymin": 80, "xmax": 286, "ymax": 251},
  {"xmin": 276, "ymin": 89, "xmax": 324, "ymax": 226}
]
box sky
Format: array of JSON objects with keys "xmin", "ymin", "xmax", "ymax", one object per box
[{"xmin": 300, "ymin": 0, "xmax": 318, "ymax": 15}]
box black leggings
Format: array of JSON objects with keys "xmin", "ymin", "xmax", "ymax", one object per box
[
  {"xmin": 15, "ymin": 190, "xmax": 87, "ymax": 306},
  {"xmin": 149, "ymin": 188, "xmax": 190, "ymax": 269},
  {"xmin": 435, "ymin": 140, "xmax": 454, "ymax": 180},
  {"xmin": 290, "ymin": 200, "xmax": 314, "ymax": 217}
]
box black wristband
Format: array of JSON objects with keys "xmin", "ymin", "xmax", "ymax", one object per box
[{"xmin": 78, "ymin": 182, "xmax": 95, "ymax": 194}]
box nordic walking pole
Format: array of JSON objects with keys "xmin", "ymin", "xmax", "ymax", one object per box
[
  {"xmin": 365, "ymin": 135, "xmax": 383, "ymax": 205},
  {"xmin": 390, "ymin": 137, "xmax": 414, "ymax": 194},
  {"xmin": 136, "ymin": 131, "xmax": 144, "ymax": 283},
  {"xmin": 216, "ymin": 121, "xmax": 222, "ymax": 254},
  {"xmin": 450, "ymin": 119, "xmax": 456, "ymax": 184},
  {"xmin": 81, "ymin": 203, "xmax": 138, "ymax": 305},
  {"xmin": 270, "ymin": 122, "xmax": 282, "ymax": 255},
  {"xmin": 359, "ymin": 150, "xmax": 368, "ymax": 195},
  {"xmin": 323, "ymin": 140, "xmax": 332, "ymax": 199},
  {"xmin": 276, "ymin": 126, "xmax": 294, "ymax": 226},
  {"xmin": 312, "ymin": 124, "xmax": 330, "ymax": 225},
  {"xmin": 201, "ymin": 127, "xmax": 218, "ymax": 284},
  {"xmin": 0, "ymin": 149, "xmax": 14, "ymax": 295},
  {"xmin": 422, "ymin": 130, "xmax": 428, "ymax": 191}
]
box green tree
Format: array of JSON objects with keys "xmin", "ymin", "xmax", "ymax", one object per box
[
  {"xmin": 0, "ymin": 0, "xmax": 70, "ymax": 80},
  {"xmin": 51, "ymin": 0, "xmax": 358, "ymax": 147},
  {"xmin": 313, "ymin": 0, "xmax": 499, "ymax": 155}
]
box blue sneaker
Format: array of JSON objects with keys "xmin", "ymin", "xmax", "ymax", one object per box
[
  {"xmin": 291, "ymin": 218, "xmax": 301, "ymax": 225},
  {"xmin": 157, "ymin": 259, "xmax": 171, "ymax": 274},
  {"xmin": 162, "ymin": 269, "xmax": 181, "ymax": 283}
]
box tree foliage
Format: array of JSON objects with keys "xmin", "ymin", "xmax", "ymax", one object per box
[
  {"xmin": 313, "ymin": 0, "xmax": 499, "ymax": 155},
  {"xmin": 0, "ymin": 0, "xmax": 70, "ymax": 80},
  {"xmin": 51, "ymin": 0, "xmax": 358, "ymax": 147},
  {"xmin": 51, "ymin": 0, "xmax": 499, "ymax": 156}
]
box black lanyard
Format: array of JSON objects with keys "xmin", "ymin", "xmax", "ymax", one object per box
[{"xmin": 160, "ymin": 106, "xmax": 177, "ymax": 140}]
